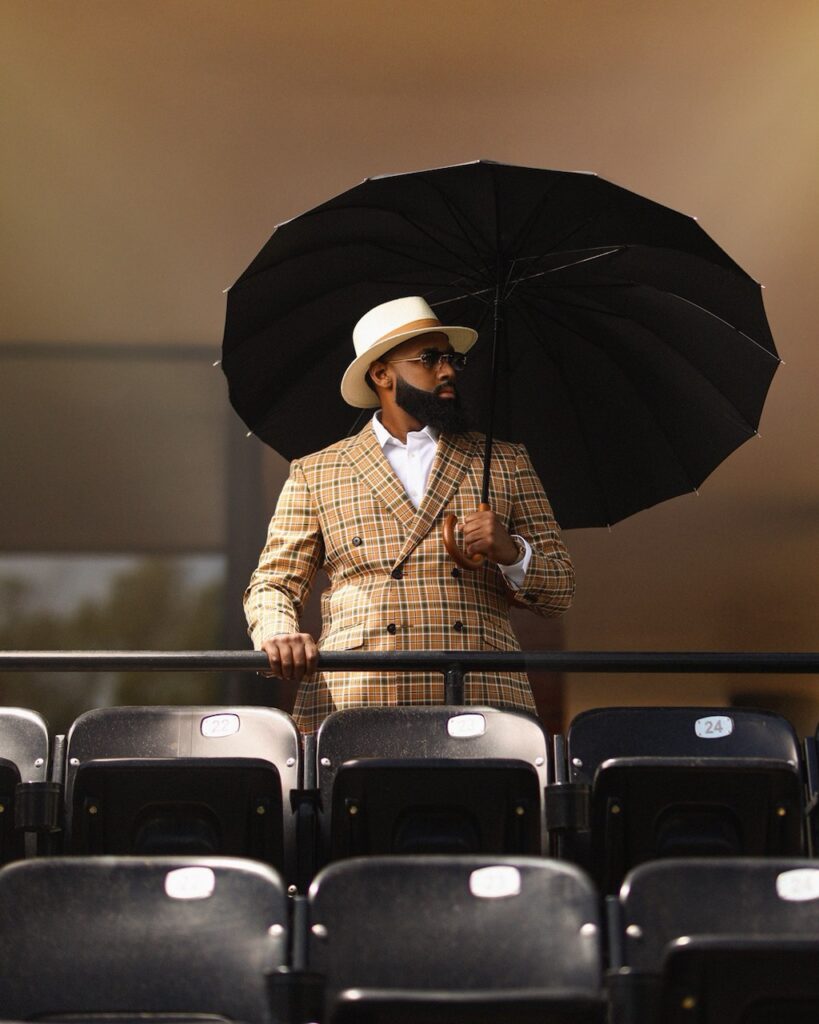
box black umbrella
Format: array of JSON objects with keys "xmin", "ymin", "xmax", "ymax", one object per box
[{"xmin": 222, "ymin": 160, "xmax": 779, "ymax": 535}]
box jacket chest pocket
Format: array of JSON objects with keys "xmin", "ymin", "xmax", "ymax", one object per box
[
  {"xmin": 319, "ymin": 623, "xmax": 365, "ymax": 652},
  {"xmin": 481, "ymin": 623, "xmax": 520, "ymax": 652}
]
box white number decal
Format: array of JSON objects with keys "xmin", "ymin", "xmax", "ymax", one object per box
[
  {"xmin": 469, "ymin": 865, "xmax": 522, "ymax": 899},
  {"xmin": 447, "ymin": 714, "xmax": 486, "ymax": 738},
  {"xmin": 201, "ymin": 713, "xmax": 240, "ymax": 738},
  {"xmin": 694, "ymin": 715, "xmax": 733, "ymax": 739},
  {"xmin": 165, "ymin": 867, "xmax": 216, "ymax": 900},
  {"xmin": 776, "ymin": 869, "xmax": 819, "ymax": 902}
]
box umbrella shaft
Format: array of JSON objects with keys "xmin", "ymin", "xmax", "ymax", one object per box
[{"xmin": 480, "ymin": 285, "xmax": 503, "ymax": 504}]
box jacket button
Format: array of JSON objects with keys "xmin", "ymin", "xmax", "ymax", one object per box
[
  {"xmin": 452, "ymin": 621, "xmax": 464, "ymax": 632},
  {"xmin": 451, "ymin": 568, "xmax": 461, "ymax": 578},
  {"xmin": 386, "ymin": 623, "xmax": 397, "ymax": 635},
  {"xmin": 391, "ymin": 567, "xmax": 404, "ymax": 580},
  {"xmin": 352, "ymin": 536, "xmax": 362, "ymax": 547}
]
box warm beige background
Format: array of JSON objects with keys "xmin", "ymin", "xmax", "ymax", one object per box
[{"xmin": 2, "ymin": 1, "xmax": 818, "ymax": 725}]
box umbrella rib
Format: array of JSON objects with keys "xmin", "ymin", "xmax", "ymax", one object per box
[
  {"xmin": 235, "ymin": 206, "xmax": 488, "ymax": 289},
  {"xmin": 429, "ymin": 289, "xmax": 493, "ymax": 312},
  {"xmin": 529, "ymin": 208, "xmax": 616, "ymax": 270},
  {"xmin": 535, "ymin": 281, "xmax": 779, "ymax": 385},
  {"xmin": 518, "ymin": 289, "xmax": 708, "ymax": 506},
  {"xmin": 429, "ymin": 248, "xmax": 623, "ymax": 308},
  {"xmin": 519, "ymin": 282, "xmax": 762, "ymax": 439},
  {"xmin": 282, "ymin": 236, "xmax": 486, "ymax": 286},
  {"xmin": 510, "ymin": 256, "xmax": 778, "ymax": 365},
  {"xmin": 415, "ymin": 173, "xmax": 496, "ymax": 275},
  {"xmin": 505, "ymin": 171, "xmax": 576, "ymax": 258},
  {"xmin": 421, "ymin": 250, "xmax": 626, "ymax": 309},
  {"xmin": 641, "ymin": 288, "xmax": 778, "ymax": 363},
  {"xmin": 346, "ymin": 408, "xmax": 372, "ymax": 437},
  {"xmin": 504, "ymin": 247, "xmax": 625, "ymax": 300},
  {"xmin": 377, "ymin": 206, "xmax": 489, "ymax": 283},
  {"xmin": 512, "ymin": 296, "xmax": 621, "ymax": 527}
]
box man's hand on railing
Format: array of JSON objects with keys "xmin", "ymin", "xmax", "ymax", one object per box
[{"xmin": 260, "ymin": 633, "xmax": 318, "ymax": 682}]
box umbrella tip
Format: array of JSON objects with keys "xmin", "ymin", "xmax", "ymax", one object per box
[
  {"xmin": 212, "ymin": 359, "xmax": 221, "ymax": 367},
  {"xmin": 246, "ymin": 430, "xmax": 254, "ymax": 438}
]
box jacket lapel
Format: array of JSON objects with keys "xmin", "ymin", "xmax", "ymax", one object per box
[
  {"xmin": 395, "ymin": 432, "xmax": 479, "ymax": 565},
  {"xmin": 343, "ymin": 422, "xmax": 416, "ymax": 532}
]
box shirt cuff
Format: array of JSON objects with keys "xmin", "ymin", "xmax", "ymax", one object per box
[{"xmin": 498, "ymin": 535, "xmax": 532, "ymax": 591}]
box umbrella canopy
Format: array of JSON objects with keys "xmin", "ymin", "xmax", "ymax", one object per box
[{"xmin": 222, "ymin": 160, "xmax": 779, "ymax": 528}]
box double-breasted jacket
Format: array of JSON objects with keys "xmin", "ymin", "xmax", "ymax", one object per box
[{"xmin": 245, "ymin": 422, "xmax": 575, "ymax": 733}]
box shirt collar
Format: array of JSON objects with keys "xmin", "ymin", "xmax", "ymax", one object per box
[{"xmin": 372, "ymin": 412, "xmax": 439, "ymax": 450}]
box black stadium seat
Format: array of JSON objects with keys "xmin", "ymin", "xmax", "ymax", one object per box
[
  {"xmin": 0, "ymin": 856, "xmax": 288, "ymax": 1022},
  {"xmin": 0, "ymin": 708, "xmax": 50, "ymax": 863},
  {"xmin": 799, "ymin": 724, "xmax": 819, "ymax": 854},
  {"xmin": 307, "ymin": 854, "xmax": 605, "ymax": 1023},
  {"xmin": 313, "ymin": 706, "xmax": 551, "ymax": 864},
  {"xmin": 610, "ymin": 857, "xmax": 819, "ymax": 1024},
  {"xmin": 562, "ymin": 707, "xmax": 805, "ymax": 892},
  {"xmin": 63, "ymin": 705, "xmax": 301, "ymax": 880}
]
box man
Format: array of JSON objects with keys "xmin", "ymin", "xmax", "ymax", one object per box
[{"xmin": 245, "ymin": 296, "xmax": 575, "ymax": 734}]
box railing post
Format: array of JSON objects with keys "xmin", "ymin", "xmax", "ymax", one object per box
[{"xmin": 444, "ymin": 662, "xmax": 465, "ymax": 706}]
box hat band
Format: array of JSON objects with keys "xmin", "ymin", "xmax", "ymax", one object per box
[{"xmin": 375, "ymin": 317, "xmax": 443, "ymax": 346}]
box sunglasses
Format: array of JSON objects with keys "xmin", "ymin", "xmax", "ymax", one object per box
[{"xmin": 386, "ymin": 349, "xmax": 468, "ymax": 372}]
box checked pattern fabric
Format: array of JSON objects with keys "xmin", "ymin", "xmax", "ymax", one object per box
[{"xmin": 245, "ymin": 423, "xmax": 575, "ymax": 734}]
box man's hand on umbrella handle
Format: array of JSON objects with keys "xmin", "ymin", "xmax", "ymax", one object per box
[
  {"xmin": 444, "ymin": 503, "xmax": 519, "ymax": 570},
  {"xmin": 260, "ymin": 633, "xmax": 318, "ymax": 682}
]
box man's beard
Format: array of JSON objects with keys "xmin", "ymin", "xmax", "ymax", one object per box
[{"xmin": 395, "ymin": 376, "xmax": 472, "ymax": 435}]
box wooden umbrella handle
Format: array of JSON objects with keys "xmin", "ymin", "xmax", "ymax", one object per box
[{"xmin": 442, "ymin": 502, "xmax": 491, "ymax": 570}]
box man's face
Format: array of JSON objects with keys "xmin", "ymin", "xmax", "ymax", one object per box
[{"xmin": 382, "ymin": 331, "xmax": 472, "ymax": 434}]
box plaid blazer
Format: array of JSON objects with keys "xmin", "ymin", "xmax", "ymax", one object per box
[{"xmin": 245, "ymin": 423, "xmax": 575, "ymax": 734}]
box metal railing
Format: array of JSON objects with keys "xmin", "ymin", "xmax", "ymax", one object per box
[{"xmin": 3, "ymin": 650, "xmax": 819, "ymax": 705}]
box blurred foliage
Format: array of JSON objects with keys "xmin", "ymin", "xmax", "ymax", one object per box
[{"xmin": 0, "ymin": 558, "xmax": 225, "ymax": 733}]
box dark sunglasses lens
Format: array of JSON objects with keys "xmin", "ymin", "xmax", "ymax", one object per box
[
  {"xmin": 419, "ymin": 351, "xmax": 442, "ymax": 369},
  {"xmin": 419, "ymin": 351, "xmax": 467, "ymax": 370}
]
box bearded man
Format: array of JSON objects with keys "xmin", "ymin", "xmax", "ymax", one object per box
[{"xmin": 245, "ymin": 296, "xmax": 575, "ymax": 734}]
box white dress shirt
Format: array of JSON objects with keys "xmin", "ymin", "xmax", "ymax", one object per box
[{"xmin": 372, "ymin": 414, "xmax": 531, "ymax": 589}]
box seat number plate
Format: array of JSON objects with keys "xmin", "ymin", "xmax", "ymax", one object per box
[
  {"xmin": 694, "ymin": 715, "xmax": 733, "ymax": 738},
  {"xmin": 201, "ymin": 713, "xmax": 240, "ymax": 738},
  {"xmin": 777, "ymin": 869, "xmax": 819, "ymax": 902}
]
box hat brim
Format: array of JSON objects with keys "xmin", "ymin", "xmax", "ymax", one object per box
[{"xmin": 340, "ymin": 325, "xmax": 478, "ymax": 408}]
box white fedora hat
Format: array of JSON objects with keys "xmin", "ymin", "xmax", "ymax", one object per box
[{"xmin": 340, "ymin": 296, "xmax": 478, "ymax": 408}]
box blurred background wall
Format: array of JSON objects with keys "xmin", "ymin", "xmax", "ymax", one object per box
[{"xmin": 1, "ymin": 0, "xmax": 817, "ymax": 733}]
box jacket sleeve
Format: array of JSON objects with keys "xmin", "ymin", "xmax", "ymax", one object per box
[
  {"xmin": 243, "ymin": 460, "xmax": 325, "ymax": 647},
  {"xmin": 509, "ymin": 444, "xmax": 576, "ymax": 616}
]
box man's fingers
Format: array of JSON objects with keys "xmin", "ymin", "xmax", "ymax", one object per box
[
  {"xmin": 304, "ymin": 638, "xmax": 319, "ymax": 673},
  {"xmin": 278, "ymin": 642, "xmax": 294, "ymax": 679},
  {"xmin": 459, "ymin": 510, "xmax": 515, "ymax": 564},
  {"xmin": 260, "ymin": 634, "xmax": 317, "ymax": 681},
  {"xmin": 290, "ymin": 642, "xmax": 307, "ymax": 681},
  {"xmin": 261, "ymin": 639, "xmax": 287, "ymax": 678}
]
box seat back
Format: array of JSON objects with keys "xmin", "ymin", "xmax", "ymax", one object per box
[
  {"xmin": 566, "ymin": 707, "xmax": 804, "ymax": 891},
  {"xmin": 0, "ymin": 856, "xmax": 287, "ymax": 1022},
  {"xmin": 64, "ymin": 706, "xmax": 300, "ymax": 879},
  {"xmin": 315, "ymin": 706, "xmax": 550, "ymax": 862},
  {"xmin": 308, "ymin": 855, "xmax": 602, "ymax": 1020},
  {"xmin": 615, "ymin": 858, "xmax": 819, "ymax": 1024},
  {"xmin": 0, "ymin": 709, "xmax": 49, "ymax": 863},
  {"xmin": 803, "ymin": 726, "xmax": 819, "ymax": 854}
]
